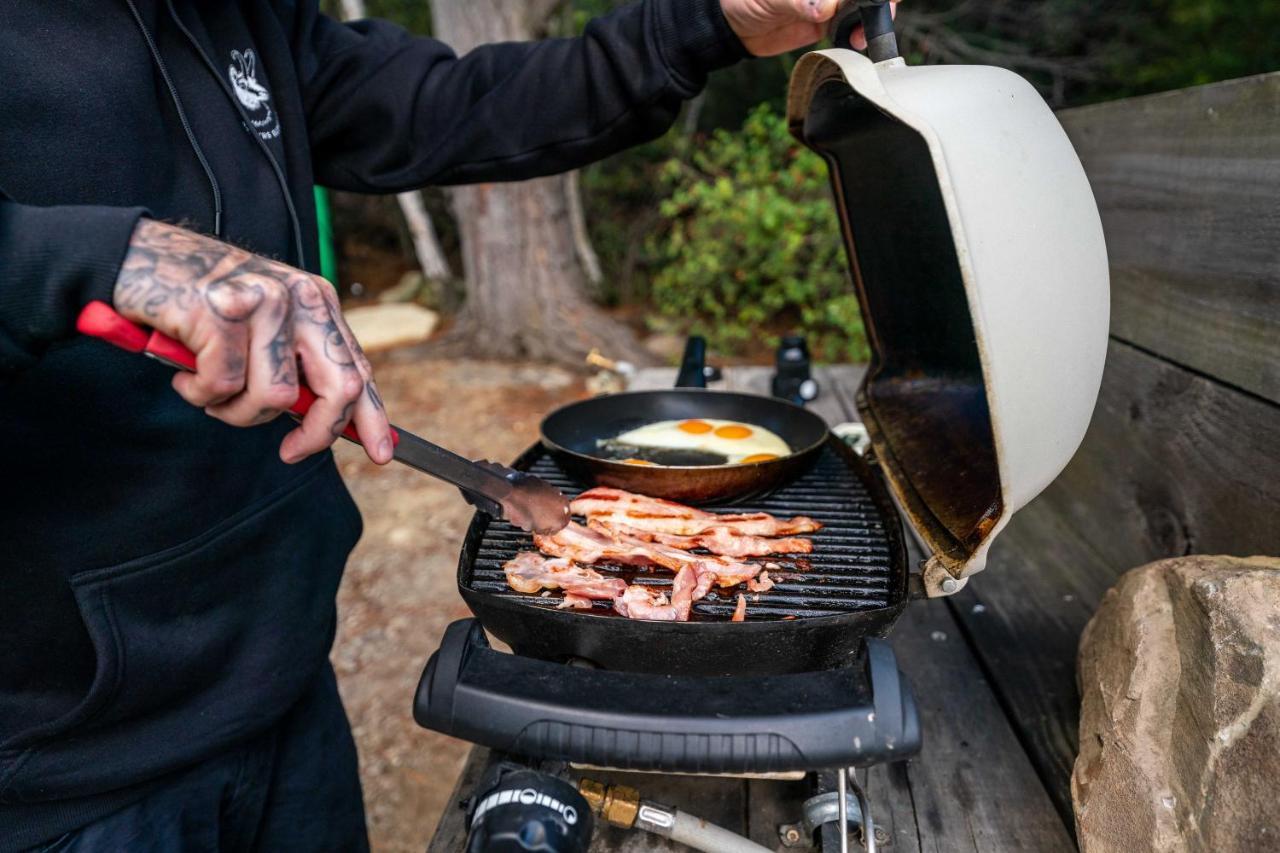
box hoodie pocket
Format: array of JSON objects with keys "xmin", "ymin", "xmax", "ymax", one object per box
[{"xmin": 0, "ymin": 457, "xmax": 360, "ymax": 803}]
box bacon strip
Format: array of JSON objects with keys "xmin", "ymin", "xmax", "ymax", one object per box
[
  {"xmin": 534, "ymin": 522, "xmax": 687, "ymax": 572},
  {"xmin": 535, "ymin": 522, "xmax": 762, "ymax": 589},
  {"xmin": 590, "ymin": 519, "xmax": 812, "ymax": 558},
  {"xmin": 731, "ymin": 593, "xmax": 747, "ymax": 622},
  {"xmin": 502, "ymin": 551, "xmax": 627, "ymax": 600},
  {"xmin": 571, "ymin": 487, "xmax": 822, "ymax": 537},
  {"xmin": 614, "ymin": 565, "xmax": 697, "ymax": 622}
]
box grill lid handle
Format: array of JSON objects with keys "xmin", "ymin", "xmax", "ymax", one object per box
[{"xmin": 828, "ymin": 0, "xmax": 899, "ymax": 62}]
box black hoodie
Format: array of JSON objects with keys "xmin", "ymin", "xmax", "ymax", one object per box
[{"xmin": 0, "ymin": 1, "xmax": 745, "ymax": 847}]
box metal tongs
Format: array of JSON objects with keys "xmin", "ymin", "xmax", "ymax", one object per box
[{"xmin": 76, "ymin": 301, "xmax": 571, "ymax": 535}]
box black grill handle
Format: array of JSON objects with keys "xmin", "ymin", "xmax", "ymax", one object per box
[
  {"xmin": 414, "ymin": 619, "xmax": 920, "ymax": 774},
  {"xmin": 830, "ymin": 0, "xmax": 899, "ymax": 62}
]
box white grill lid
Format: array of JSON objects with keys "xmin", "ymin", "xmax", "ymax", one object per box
[{"xmin": 787, "ymin": 50, "xmax": 1109, "ymax": 596}]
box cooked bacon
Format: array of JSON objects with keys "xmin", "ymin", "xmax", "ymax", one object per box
[
  {"xmin": 571, "ymin": 487, "xmax": 822, "ymax": 537},
  {"xmin": 507, "ymin": 489, "xmax": 813, "ymax": 620},
  {"xmin": 535, "ymin": 522, "xmax": 763, "ymax": 589},
  {"xmin": 502, "ymin": 551, "xmax": 627, "ymax": 600},
  {"xmin": 534, "ymin": 522, "xmax": 686, "ymax": 572},
  {"xmin": 590, "ymin": 519, "xmax": 812, "ymax": 558},
  {"xmin": 614, "ymin": 565, "xmax": 697, "ymax": 622},
  {"xmin": 691, "ymin": 565, "xmax": 716, "ymax": 600}
]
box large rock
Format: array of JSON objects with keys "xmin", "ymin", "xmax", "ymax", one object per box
[
  {"xmin": 1073, "ymin": 555, "xmax": 1280, "ymax": 853},
  {"xmin": 344, "ymin": 303, "xmax": 439, "ymax": 353}
]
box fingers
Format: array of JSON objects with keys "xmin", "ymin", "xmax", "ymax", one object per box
[
  {"xmin": 750, "ymin": 20, "xmax": 827, "ymax": 56},
  {"xmin": 795, "ymin": 0, "xmax": 839, "ymax": 24},
  {"xmin": 171, "ymin": 320, "xmax": 249, "ymax": 408},
  {"xmin": 204, "ymin": 289, "xmax": 300, "ymax": 428},
  {"xmin": 277, "ymin": 278, "xmax": 392, "ymax": 466},
  {"xmin": 325, "ymin": 301, "xmax": 393, "ymax": 466},
  {"xmin": 850, "ymin": 22, "xmax": 867, "ymax": 50},
  {"xmin": 278, "ymin": 329, "xmax": 364, "ymax": 465}
]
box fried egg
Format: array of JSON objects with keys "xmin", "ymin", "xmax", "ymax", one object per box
[{"xmin": 608, "ymin": 419, "xmax": 790, "ymax": 465}]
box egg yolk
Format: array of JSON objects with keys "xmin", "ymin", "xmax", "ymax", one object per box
[
  {"xmin": 621, "ymin": 458, "xmax": 656, "ymax": 466},
  {"xmin": 678, "ymin": 420, "xmax": 714, "ymax": 434},
  {"xmin": 739, "ymin": 453, "xmax": 779, "ymax": 464},
  {"xmin": 714, "ymin": 424, "xmax": 754, "ymax": 440}
]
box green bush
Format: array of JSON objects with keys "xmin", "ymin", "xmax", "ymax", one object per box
[{"xmin": 647, "ymin": 105, "xmax": 869, "ymax": 363}]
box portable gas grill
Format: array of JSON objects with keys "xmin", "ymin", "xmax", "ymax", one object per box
[
  {"xmin": 414, "ymin": 3, "xmax": 1110, "ymax": 848},
  {"xmin": 417, "ymin": 437, "xmax": 918, "ymax": 777}
]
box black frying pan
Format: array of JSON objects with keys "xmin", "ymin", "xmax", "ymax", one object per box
[{"xmin": 539, "ymin": 339, "xmax": 830, "ymax": 503}]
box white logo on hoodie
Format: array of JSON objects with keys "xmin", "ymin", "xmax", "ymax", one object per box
[{"xmin": 228, "ymin": 48, "xmax": 280, "ymax": 140}]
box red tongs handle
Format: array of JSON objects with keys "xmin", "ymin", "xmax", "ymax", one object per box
[{"xmin": 76, "ymin": 300, "xmax": 384, "ymax": 447}]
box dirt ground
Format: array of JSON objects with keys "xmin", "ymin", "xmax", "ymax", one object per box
[{"xmin": 329, "ymin": 353, "xmax": 586, "ymax": 852}]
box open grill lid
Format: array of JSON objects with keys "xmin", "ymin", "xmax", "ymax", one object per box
[{"xmin": 787, "ymin": 50, "xmax": 1109, "ymax": 596}]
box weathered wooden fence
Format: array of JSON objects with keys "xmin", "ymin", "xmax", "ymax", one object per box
[{"xmin": 948, "ymin": 70, "xmax": 1280, "ymax": 822}]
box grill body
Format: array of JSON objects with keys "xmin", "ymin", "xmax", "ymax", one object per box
[{"xmin": 458, "ymin": 437, "xmax": 909, "ymax": 677}]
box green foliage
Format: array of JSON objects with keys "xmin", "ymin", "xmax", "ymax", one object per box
[
  {"xmin": 335, "ymin": 0, "xmax": 1278, "ymax": 366},
  {"xmin": 1108, "ymin": 0, "xmax": 1280, "ymax": 96},
  {"xmin": 645, "ymin": 105, "xmax": 868, "ymax": 363}
]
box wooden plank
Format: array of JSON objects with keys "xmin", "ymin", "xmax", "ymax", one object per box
[
  {"xmin": 950, "ymin": 339, "xmax": 1280, "ymax": 819},
  {"xmin": 875, "ymin": 599, "xmax": 1075, "ymax": 852},
  {"xmin": 427, "ymin": 747, "xmax": 493, "ymax": 852},
  {"xmin": 1060, "ymin": 72, "xmax": 1280, "ymax": 403}
]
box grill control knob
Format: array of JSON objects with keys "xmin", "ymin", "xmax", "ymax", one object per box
[{"xmin": 466, "ymin": 768, "xmax": 593, "ymax": 853}]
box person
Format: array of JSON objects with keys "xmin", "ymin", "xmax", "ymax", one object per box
[{"xmin": 0, "ymin": 1, "xmax": 874, "ymax": 849}]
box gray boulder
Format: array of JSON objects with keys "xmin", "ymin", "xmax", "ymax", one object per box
[{"xmin": 1073, "ymin": 555, "xmax": 1280, "ymax": 852}]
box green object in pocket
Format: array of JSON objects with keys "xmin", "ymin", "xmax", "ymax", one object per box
[{"xmin": 313, "ymin": 186, "xmax": 337, "ymax": 287}]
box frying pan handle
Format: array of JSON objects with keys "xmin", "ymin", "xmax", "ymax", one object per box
[
  {"xmin": 414, "ymin": 619, "xmax": 921, "ymax": 774},
  {"xmin": 674, "ymin": 335, "xmax": 708, "ymax": 388}
]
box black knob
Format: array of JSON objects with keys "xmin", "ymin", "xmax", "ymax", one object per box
[
  {"xmin": 466, "ymin": 769, "xmax": 593, "ymax": 853},
  {"xmin": 771, "ymin": 336, "xmax": 819, "ymax": 406}
]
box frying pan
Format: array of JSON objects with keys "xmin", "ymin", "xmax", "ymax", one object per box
[{"xmin": 540, "ymin": 338, "xmax": 830, "ymax": 503}]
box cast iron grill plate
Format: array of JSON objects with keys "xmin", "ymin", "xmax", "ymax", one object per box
[{"xmin": 463, "ymin": 443, "xmax": 896, "ymax": 620}]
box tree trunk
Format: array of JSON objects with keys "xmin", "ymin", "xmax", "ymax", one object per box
[
  {"xmin": 566, "ymin": 170, "xmax": 603, "ymax": 292},
  {"xmin": 339, "ymin": 0, "xmax": 453, "ymax": 285},
  {"xmin": 430, "ymin": 0, "xmax": 653, "ymax": 366}
]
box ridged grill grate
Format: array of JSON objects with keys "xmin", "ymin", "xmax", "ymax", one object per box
[{"xmin": 463, "ymin": 445, "xmax": 897, "ymax": 620}]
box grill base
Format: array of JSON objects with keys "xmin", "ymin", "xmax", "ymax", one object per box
[{"xmin": 457, "ymin": 438, "xmax": 909, "ymax": 677}]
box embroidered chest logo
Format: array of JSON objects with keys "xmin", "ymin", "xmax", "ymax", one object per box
[{"xmin": 228, "ymin": 49, "xmax": 280, "ymax": 140}]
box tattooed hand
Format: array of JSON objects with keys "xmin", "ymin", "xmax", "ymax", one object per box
[{"xmin": 113, "ymin": 218, "xmax": 393, "ymax": 466}]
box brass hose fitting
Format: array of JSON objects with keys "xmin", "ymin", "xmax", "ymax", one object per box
[{"xmin": 577, "ymin": 778, "xmax": 641, "ymax": 828}]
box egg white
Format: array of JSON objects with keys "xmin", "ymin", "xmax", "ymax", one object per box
[{"xmin": 610, "ymin": 419, "xmax": 790, "ymax": 464}]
